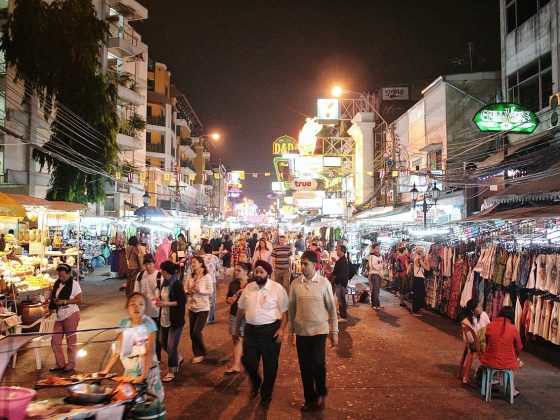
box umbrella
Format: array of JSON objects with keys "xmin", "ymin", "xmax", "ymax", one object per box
[
  {"xmin": 134, "ymin": 206, "xmax": 171, "ymax": 218},
  {"xmin": 0, "ymin": 192, "xmax": 27, "ymax": 217}
]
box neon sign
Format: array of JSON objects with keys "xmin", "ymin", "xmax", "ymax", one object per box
[{"xmin": 472, "ymin": 103, "xmax": 539, "ymax": 133}]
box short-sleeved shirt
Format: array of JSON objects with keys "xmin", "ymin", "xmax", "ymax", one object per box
[
  {"xmin": 272, "ymin": 245, "xmax": 292, "ymax": 270},
  {"xmin": 237, "ymin": 279, "xmax": 288, "ymax": 325},
  {"xmin": 55, "ymin": 280, "xmax": 82, "ymax": 321},
  {"xmin": 118, "ymin": 316, "xmax": 158, "ymax": 376}
]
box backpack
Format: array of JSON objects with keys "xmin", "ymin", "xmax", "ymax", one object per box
[
  {"xmin": 394, "ymin": 257, "xmax": 405, "ymax": 273},
  {"xmin": 136, "ymin": 270, "xmax": 162, "ymax": 291},
  {"xmin": 347, "ymin": 253, "xmax": 357, "ymax": 280}
]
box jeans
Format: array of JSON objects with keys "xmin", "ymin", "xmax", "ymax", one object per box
[
  {"xmin": 151, "ymin": 317, "xmax": 162, "ymax": 361},
  {"xmin": 51, "ymin": 311, "xmax": 80, "ymax": 370},
  {"xmin": 189, "ymin": 310, "xmax": 208, "ymax": 357},
  {"xmin": 335, "ymin": 285, "xmax": 348, "ymax": 318},
  {"xmin": 208, "ymin": 285, "xmax": 217, "ymax": 323},
  {"xmin": 242, "ymin": 321, "xmax": 281, "ymax": 404},
  {"xmin": 296, "ymin": 334, "xmax": 328, "ymax": 403},
  {"xmin": 369, "ymin": 274, "xmax": 381, "ymax": 307},
  {"xmin": 412, "ymin": 277, "xmax": 426, "ymax": 313},
  {"xmin": 160, "ymin": 325, "xmax": 183, "ymax": 372}
]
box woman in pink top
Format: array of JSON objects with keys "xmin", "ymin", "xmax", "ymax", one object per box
[{"xmin": 155, "ymin": 237, "xmax": 171, "ymax": 270}]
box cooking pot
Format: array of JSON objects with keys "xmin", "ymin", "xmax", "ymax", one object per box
[{"xmin": 67, "ymin": 383, "xmax": 115, "ymax": 405}]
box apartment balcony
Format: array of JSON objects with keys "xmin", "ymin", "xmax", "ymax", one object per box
[
  {"xmin": 117, "ymin": 133, "xmax": 142, "ymax": 151},
  {"xmin": 146, "ymin": 115, "xmax": 166, "ymax": 126},
  {"xmin": 107, "ymin": 0, "xmax": 148, "ymax": 20},
  {"xmin": 117, "ymin": 85, "xmax": 145, "ymax": 106},
  {"xmin": 180, "ymin": 160, "xmax": 196, "ymax": 171},
  {"xmin": 180, "ymin": 144, "xmax": 196, "ymax": 159},
  {"xmin": 107, "ymin": 25, "xmax": 147, "ymax": 58},
  {"xmin": 146, "ymin": 142, "xmax": 166, "ymax": 154}
]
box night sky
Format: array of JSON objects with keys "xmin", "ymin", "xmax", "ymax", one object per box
[{"xmin": 134, "ymin": 0, "xmax": 500, "ymax": 206}]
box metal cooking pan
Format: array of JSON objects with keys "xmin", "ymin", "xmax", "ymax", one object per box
[{"xmin": 67, "ymin": 383, "xmax": 116, "ymax": 405}]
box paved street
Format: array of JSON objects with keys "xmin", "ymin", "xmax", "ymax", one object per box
[{"xmin": 2, "ymin": 271, "xmax": 560, "ymax": 419}]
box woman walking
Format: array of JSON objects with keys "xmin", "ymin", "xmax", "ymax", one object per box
[
  {"xmin": 225, "ymin": 262, "xmax": 252, "ymax": 374},
  {"xmin": 412, "ymin": 248, "xmax": 430, "ymax": 316},
  {"xmin": 125, "ymin": 236, "xmax": 144, "ymax": 297},
  {"xmin": 252, "ymin": 238, "xmax": 272, "ymax": 266},
  {"xmin": 49, "ymin": 264, "xmax": 82, "ymax": 373},
  {"xmin": 185, "ymin": 256, "xmax": 213, "ymax": 364},
  {"xmin": 157, "ymin": 261, "xmax": 186, "ymax": 382}
]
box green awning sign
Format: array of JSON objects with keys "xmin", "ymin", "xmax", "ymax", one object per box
[{"xmin": 472, "ymin": 103, "xmax": 539, "ymax": 133}]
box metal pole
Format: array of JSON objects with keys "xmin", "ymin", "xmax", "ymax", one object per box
[{"xmin": 423, "ymin": 199, "xmax": 428, "ymax": 229}]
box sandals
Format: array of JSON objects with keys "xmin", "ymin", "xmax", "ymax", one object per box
[
  {"xmin": 224, "ymin": 368, "xmax": 241, "ymax": 375},
  {"xmin": 162, "ymin": 373, "xmax": 175, "ymax": 382}
]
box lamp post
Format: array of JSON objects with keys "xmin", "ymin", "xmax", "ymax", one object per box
[
  {"xmin": 410, "ymin": 182, "xmax": 440, "ymax": 228},
  {"xmin": 142, "ymin": 191, "xmax": 150, "ymax": 222}
]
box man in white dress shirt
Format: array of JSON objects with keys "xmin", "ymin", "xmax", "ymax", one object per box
[{"xmin": 235, "ymin": 259, "xmax": 288, "ymax": 411}]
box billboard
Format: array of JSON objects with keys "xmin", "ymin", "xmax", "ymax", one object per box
[
  {"xmin": 472, "ymin": 103, "xmax": 539, "ymax": 133},
  {"xmin": 317, "ymin": 99, "xmax": 339, "ymax": 120},
  {"xmin": 323, "ymin": 156, "xmax": 342, "ymax": 167},
  {"xmin": 272, "ymin": 135, "xmax": 298, "ymax": 155},
  {"xmin": 293, "ymin": 155, "xmax": 324, "ymax": 175},
  {"xmin": 290, "ymin": 179, "xmax": 318, "ymax": 191},
  {"xmin": 322, "ymin": 198, "xmax": 345, "ymax": 216},
  {"xmin": 382, "ymin": 87, "xmax": 409, "ymax": 101},
  {"xmin": 293, "ymin": 190, "xmax": 325, "ymax": 209}
]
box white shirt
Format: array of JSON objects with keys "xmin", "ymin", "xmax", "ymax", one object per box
[
  {"xmin": 253, "ymin": 248, "xmax": 272, "ymax": 264},
  {"xmin": 472, "ymin": 311, "xmax": 491, "ymax": 333},
  {"xmin": 238, "ymin": 279, "xmax": 288, "ymax": 325},
  {"xmin": 185, "ymin": 273, "xmax": 213, "ymax": 312},
  {"xmin": 368, "ymin": 254, "xmax": 383, "ymax": 276},
  {"xmin": 55, "ymin": 280, "xmax": 82, "ymax": 321},
  {"xmin": 133, "ymin": 270, "xmax": 160, "ymax": 318}
]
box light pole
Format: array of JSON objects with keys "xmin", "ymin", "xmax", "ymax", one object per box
[
  {"xmin": 410, "ymin": 182, "xmax": 440, "ymax": 228},
  {"xmin": 142, "ymin": 191, "xmax": 150, "ymax": 223},
  {"xmin": 331, "ymin": 86, "xmax": 387, "ymax": 124}
]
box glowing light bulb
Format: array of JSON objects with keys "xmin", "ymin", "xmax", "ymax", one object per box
[
  {"xmin": 331, "ymin": 86, "xmax": 343, "ymax": 98},
  {"xmin": 77, "ymin": 348, "xmax": 88, "ymax": 358}
]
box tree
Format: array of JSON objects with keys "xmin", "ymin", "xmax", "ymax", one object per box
[{"xmin": 1, "ymin": 0, "xmax": 119, "ymax": 203}]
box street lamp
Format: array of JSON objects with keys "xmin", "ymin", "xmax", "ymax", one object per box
[
  {"xmin": 410, "ymin": 182, "xmax": 440, "ymax": 228},
  {"xmin": 330, "ymin": 85, "xmax": 388, "ymax": 125},
  {"xmin": 142, "ymin": 191, "xmax": 150, "ymax": 222}
]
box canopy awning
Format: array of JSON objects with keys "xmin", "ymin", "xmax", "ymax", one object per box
[
  {"xmin": 463, "ymin": 204, "xmax": 560, "ymax": 222},
  {"xmin": 47, "ymin": 201, "xmax": 88, "ymax": 212},
  {"xmin": 0, "ymin": 193, "xmax": 27, "ymax": 217},
  {"xmin": 134, "ymin": 206, "xmax": 171, "ymax": 218},
  {"xmin": 7, "ymin": 194, "xmax": 50, "ymax": 207},
  {"xmin": 486, "ymin": 165, "xmax": 560, "ymax": 204}
]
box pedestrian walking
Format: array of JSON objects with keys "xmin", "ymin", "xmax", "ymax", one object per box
[
  {"xmin": 331, "ymin": 245, "xmax": 349, "ymax": 320},
  {"xmin": 412, "ymin": 248, "xmax": 430, "ymax": 316},
  {"xmin": 185, "ymin": 256, "xmax": 213, "ymax": 364},
  {"xmin": 288, "ymin": 250, "xmax": 338, "ymax": 412},
  {"xmin": 395, "ymin": 244, "xmax": 411, "ymax": 307},
  {"xmin": 133, "ymin": 253, "xmax": 162, "ymax": 360},
  {"xmin": 157, "ymin": 261, "xmax": 186, "ymax": 382},
  {"xmin": 253, "ymin": 238, "xmax": 272, "ymax": 266},
  {"xmin": 49, "ymin": 264, "xmax": 82, "ymax": 374},
  {"xmin": 271, "ymin": 235, "xmax": 292, "ymax": 292},
  {"xmin": 234, "ymin": 260, "xmax": 288, "ymax": 412},
  {"xmin": 201, "ymin": 244, "xmax": 219, "ymax": 324},
  {"xmin": 225, "ymin": 262, "xmax": 252, "ymax": 374},
  {"xmin": 125, "ymin": 235, "xmax": 144, "ymax": 297},
  {"xmin": 367, "ymin": 244, "xmax": 384, "ymax": 310}
]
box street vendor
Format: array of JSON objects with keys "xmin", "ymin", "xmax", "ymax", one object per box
[
  {"xmin": 49, "ymin": 263, "xmax": 82, "ymax": 373},
  {"xmin": 100, "ymin": 292, "xmax": 164, "ymax": 402}
]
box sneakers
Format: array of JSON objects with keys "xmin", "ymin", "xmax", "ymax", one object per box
[
  {"xmin": 372, "ymin": 306, "xmax": 385, "ymax": 310},
  {"xmin": 338, "ymin": 317, "xmax": 347, "ymax": 322},
  {"xmin": 191, "ymin": 356, "xmax": 205, "ymax": 364},
  {"xmin": 411, "ymin": 312, "xmax": 422, "ymax": 317}
]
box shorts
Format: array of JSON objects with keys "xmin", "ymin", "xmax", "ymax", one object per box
[{"xmin": 229, "ymin": 314, "xmax": 246, "ymax": 337}]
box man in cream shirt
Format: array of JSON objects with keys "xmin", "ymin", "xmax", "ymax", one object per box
[
  {"xmin": 235, "ymin": 259, "xmax": 288, "ymax": 412},
  {"xmin": 288, "ymin": 250, "xmax": 338, "ymax": 413}
]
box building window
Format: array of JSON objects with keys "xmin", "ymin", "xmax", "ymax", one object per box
[
  {"xmin": 427, "ymin": 149, "xmax": 442, "ymax": 171},
  {"xmin": 146, "ymin": 132, "xmax": 152, "ymax": 144},
  {"xmin": 507, "ymin": 53, "xmax": 552, "ymax": 112},
  {"xmin": 506, "ymin": 0, "xmax": 549, "ymax": 33},
  {"xmin": 147, "ymin": 78, "xmax": 154, "ymax": 92}
]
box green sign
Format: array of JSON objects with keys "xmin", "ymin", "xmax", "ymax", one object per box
[{"xmin": 472, "ymin": 103, "xmax": 539, "ymax": 133}]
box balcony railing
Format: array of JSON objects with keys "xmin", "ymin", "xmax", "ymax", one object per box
[
  {"xmin": 146, "ymin": 115, "xmax": 166, "ymax": 126},
  {"xmin": 108, "ymin": 23, "xmax": 139, "ymax": 47},
  {"xmin": 146, "ymin": 142, "xmax": 165, "ymax": 154}
]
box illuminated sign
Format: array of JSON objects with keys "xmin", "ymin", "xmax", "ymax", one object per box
[
  {"xmin": 317, "ymin": 99, "xmax": 339, "ymax": 120},
  {"xmin": 472, "ymin": 103, "xmax": 539, "ymax": 133},
  {"xmin": 273, "ymin": 157, "xmax": 293, "ymax": 185},
  {"xmin": 271, "ymin": 182, "xmax": 283, "ymax": 192},
  {"xmin": 323, "ymin": 156, "xmax": 342, "ymax": 167},
  {"xmin": 382, "ymin": 87, "xmax": 409, "ymax": 101},
  {"xmin": 322, "ymin": 198, "xmax": 345, "ymax": 216},
  {"xmin": 293, "ymin": 156, "xmax": 324, "ymax": 174},
  {"xmin": 272, "ymin": 135, "xmax": 298, "ymax": 155},
  {"xmin": 293, "ymin": 190, "xmax": 325, "ymax": 209},
  {"xmin": 298, "ymin": 117, "xmax": 323, "ymax": 155},
  {"xmin": 290, "ymin": 179, "xmax": 318, "ymax": 191}
]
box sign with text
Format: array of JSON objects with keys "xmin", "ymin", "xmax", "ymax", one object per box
[
  {"xmin": 382, "ymin": 87, "xmax": 409, "ymax": 101},
  {"xmin": 317, "ymin": 99, "xmax": 339, "ymax": 120},
  {"xmin": 293, "ymin": 190, "xmax": 325, "ymax": 209},
  {"xmin": 323, "ymin": 156, "xmax": 342, "ymax": 167},
  {"xmin": 290, "ymin": 179, "xmax": 318, "ymax": 191},
  {"xmin": 293, "ymin": 155, "xmax": 324, "ymax": 175},
  {"xmin": 322, "ymin": 198, "xmax": 345, "ymax": 215},
  {"xmin": 472, "ymin": 103, "xmax": 539, "ymax": 133},
  {"xmin": 272, "ymin": 135, "xmax": 298, "ymax": 155}
]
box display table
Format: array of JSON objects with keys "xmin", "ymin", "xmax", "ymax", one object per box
[{"xmin": 26, "ymin": 397, "xmax": 127, "ymax": 419}]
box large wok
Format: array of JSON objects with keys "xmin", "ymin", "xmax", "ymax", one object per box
[{"xmin": 67, "ymin": 383, "xmax": 116, "ymax": 405}]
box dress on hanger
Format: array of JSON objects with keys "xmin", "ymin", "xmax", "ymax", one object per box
[
  {"xmin": 460, "ymin": 269, "xmax": 474, "ymax": 308},
  {"xmin": 543, "ymin": 299, "xmax": 553, "ymax": 341},
  {"xmin": 550, "ymin": 301, "xmax": 560, "ymax": 345},
  {"xmin": 544, "ymin": 254, "xmax": 557, "ymax": 292},
  {"xmin": 504, "ymin": 253, "xmax": 514, "ymax": 286},
  {"xmin": 514, "ymin": 296, "xmax": 522, "ymax": 331},
  {"xmin": 536, "ymin": 254, "xmax": 547, "ymax": 291},
  {"xmin": 526, "ymin": 256, "xmax": 537, "ymax": 289}
]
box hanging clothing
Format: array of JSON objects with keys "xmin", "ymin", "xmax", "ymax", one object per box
[
  {"xmin": 536, "ymin": 255, "xmax": 547, "ymax": 290},
  {"xmin": 544, "ymin": 254, "xmax": 557, "ymax": 292},
  {"xmin": 550, "ymin": 301, "xmax": 560, "ymax": 345},
  {"xmin": 447, "ymin": 259, "xmax": 464, "ymax": 320},
  {"xmin": 459, "ymin": 269, "xmax": 474, "ymax": 308},
  {"xmin": 514, "ymin": 296, "xmax": 521, "ymax": 330}
]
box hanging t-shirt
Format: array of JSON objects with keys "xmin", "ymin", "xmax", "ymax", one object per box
[
  {"xmin": 550, "ymin": 302, "xmax": 559, "ymax": 345},
  {"xmin": 543, "ymin": 299, "xmax": 553, "ymax": 341}
]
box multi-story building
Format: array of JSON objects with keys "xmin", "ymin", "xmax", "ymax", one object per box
[
  {"xmin": 472, "ymin": 1, "xmax": 560, "ymax": 209},
  {"xmin": 371, "ymin": 72, "xmax": 501, "ymax": 224}
]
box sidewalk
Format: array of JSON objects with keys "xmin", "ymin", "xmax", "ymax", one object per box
[{"xmin": 2, "ymin": 271, "xmax": 559, "ymax": 419}]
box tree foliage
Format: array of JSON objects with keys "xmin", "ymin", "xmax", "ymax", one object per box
[{"xmin": 1, "ymin": 0, "xmax": 119, "ymax": 203}]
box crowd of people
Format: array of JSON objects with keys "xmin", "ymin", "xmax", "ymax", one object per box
[{"xmin": 44, "ymin": 231, "xmax": 527, "ymax": 412}]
